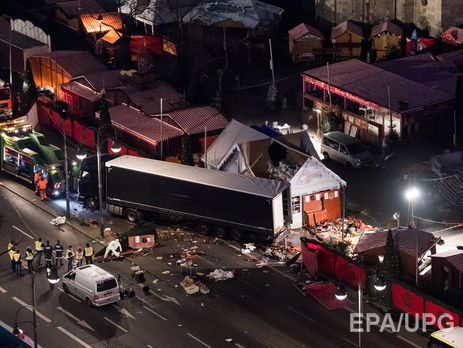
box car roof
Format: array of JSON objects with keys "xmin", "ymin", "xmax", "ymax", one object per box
[
  {"xmin": 323, "ymin": 131, "xmax": 360, "ymax": 144},
  {"xmin": 75, "ymin": 264, "xmax": 115, "ymax": 282}
]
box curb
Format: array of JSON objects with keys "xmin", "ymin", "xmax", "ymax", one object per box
[{"xmin": 0, "ymin": 183, "xmax": 107, "ymax": 246}]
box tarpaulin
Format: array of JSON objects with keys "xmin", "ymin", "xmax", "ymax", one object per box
[
  {"xmin": 78, "ymin": 125, "xmax": 95, "ymax": 148},
  {"xmin": 50, "ymin": 110, "xmax": 62, "ymax": 132},
  {"xmin": 128, "ymin": 150, "xmax": 141, "ymax": 157},
  {"xmin": 318, "ymin": 247, "xmax": 335, "ymax": 276},
  {"xmin": 130, "ymin": 35, "xmax": 162, "ymax": 55},
  {"xmin": 73, "ymin": 121, "xmax": 82, "ymax": 144},
  {"xmin": 302, "ymin": 245, "xmax": 318, "ymax": 278},
  {"xmin": 425, "ymin": 300, "xmax": 460, "ymax": 328},
  {"xmin": 392, "ymin": 283, "xmax": 424, "ymax": 316},
  {"xmin": 335, "ymin": 257, "xmax": 365, "ymax": 289},
  {"xmin": 405, "ymin": 37, "xmax": 436, "ymax": 55},
  {"xmin": 306, "ymin": 281, "xmax": 348, "ymax": 310},
  {"xmin": 37, "ymin": 104, "xmax": 51, "ymax": 127}
]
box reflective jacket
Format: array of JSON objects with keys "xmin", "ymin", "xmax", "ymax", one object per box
[
  {"xmin": 84, "ymin": 247, "xmax": 93, "ymax": 257},
  {"xmin": 26, "ymin": 250, "xmax": 34, "ymax": 261},
  {"xmin": 54, "ymin": 243, "xmax": 63, "ymax": 256},
  {"xmin": 34, "ymin": 172, "xmax": 40, "ymax": 183},
  {"xmin": 66, "ymin": 249, "xmax": 74, "ymax": 259},
  {"xmin": 75, "ymin": 250, "xmax": 83, "ymax": 260},
  {"xmin": 13, "ymin": 252, "xmax": 20, "ymax": 262},
  {"xmin": 8, "ymin": 242, "xmax": 14, "ymax": 251},
  {"xmin": 38, "ymin": 179, "xmax": 48, "ymax": 190},
  {"xmin": 35, "ymin": 241, "xmax": 43, "ymax": 251},
  {"xmin": 8, "ymin": 249, "xmax": 15, "ymax": 260},
  {"xmin": 44, "ymin": 245, "xmax": 53, "ymax": 259}
]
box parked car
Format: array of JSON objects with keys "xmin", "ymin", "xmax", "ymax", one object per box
[
  {"xmin": 321, "ymin": 131, "xmax": 373, "ymax": 168},
  {"xmin": 62, "ymin": 265, "xmax": 120, "ymax": 307}
]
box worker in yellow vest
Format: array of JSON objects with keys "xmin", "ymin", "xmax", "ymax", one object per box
[
  {"xmin": 75, "ymin": 248, "xmax": 83, "ymax": 267},
  {"xmin": 35, "ymin": 238, "xmax": 44, "ymax": 266},
  {"xmin": 25, "ymin": 248, "xmax": 34, "ymax": 272},
  {"xmin": 84, "ymin": 243, "xmax": 93, "ymax": 264},
  {"xmin": 13, "ymin": 250, "xmax": 23, "ymax": 276},
  {"xmin": 8, "ymin": 241, "xmax": 14, "ymax": 252},
  {"xmin": 8, "ymin": 247, "xmax": 16, "ymax": 272}
]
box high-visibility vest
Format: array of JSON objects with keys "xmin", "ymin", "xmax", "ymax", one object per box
[
  {"xmin": 8, "ymin": 250, "xmax": 15, "ymax": 260},
  {"xmin": 13, "ymin": 252, "xmax": 20, "ymax": 262},
  {"xmin": 35, "ymin": 241, "xmax": 43, "ymax": 251},
  {"xmin": 26, "ymin": 251, "xmax": 34, "ymax": 261},
  {"xmin": 34, "ymin": 173, "xmax": 40, "ymax": 183},
  {"xmin": 84, "ymin": 247, "xmax": 93, "ymax": 257},
  {"xmin": 38, "ymin": 179, "xmax": 47, "ymax": 190},
  {"xmin": 66, "ymin": 249, "xmax": 74, "ymax": 259},
  {"xmin": 8, "ymin": 243, "xmax": 14, "ymax": 251},
  {"xmin": 76, "ymin": 250, "xmax": 83, "ymax": 260}
]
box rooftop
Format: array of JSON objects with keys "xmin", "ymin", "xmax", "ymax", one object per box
[
  {"xmin": 80, "ymin": 12, "xmax": 122, "ymax": 33},
  {"xmin": 370, "ymin": 21, "xmax": 403, "ymax": 38},
  {"xmin": 442, "ymin": 26, "xmax": 463, "ymax": 45},
  {"xmin": 431, "ymin": 250, "xmax": 463, "ymax": 273},
  {"xmin": 288, "ymin": 23, "xmax": 324, "ymax": 41},
  {"xmin": 302, "ymin": 59, "xmax": 453, "ymax": 112},
  {"xmin": 45, "ymin": 0, "xmax": 104, "ymax": 18},
  {"xmin": 0, "ymin": 30, "xmax": 47, "ymax": 49},
  {"xmin": 166, "ymin": 106, "xmax": 228, "ymax": 135},
  {"xmin": 331, "ymin": 20, "xmax": 363, "ymax": 40}
]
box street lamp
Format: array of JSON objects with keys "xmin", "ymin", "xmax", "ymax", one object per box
[
  {"xmin": 335, "ymin": 277, "xmax": 385, "ymax": 348},
  {"xmin": 313, "ymin": 108, "xmax": 322, "ymax": 136},
  {"xmin": 76, "ymin": 128, "xmax": 121, "ymax": 238},
  {"xmin": 405, "ymin": 186, "xmax": 420, "ymax": 286}
]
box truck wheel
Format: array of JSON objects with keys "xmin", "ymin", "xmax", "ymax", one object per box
[
  {"xmin": 85, "ymin": 197, "xmax": 97, "ymax": 211},
  {"xmin": 198, "ymin": 223, "xmax": 211, "ymax": 235},
  {"xmin": 63, "ymin": 284, "xmax": 69, "ymax": 293},
  {"xmin": 214, "ymin": 226, "xmax": 228, "ymax": 238},
  {"xmin": 126, "ymin": 209, "xmax": 139, "ymax": 223},
  {"xmin": 86, "ymin": 297, "xmax": 93, "ymax": 307},
  {"xmin": 323, "ymin": 152, "xmax": 330, "ymax": 161},
  {"xmin": 230, "ymin": 229, "xmax": 242, "ymax": 242}
]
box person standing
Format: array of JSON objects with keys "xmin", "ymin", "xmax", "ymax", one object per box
[
  {"xmin": 75, "ymin": 247, "xmax": 83, "ymax": 267},
  {"xmin": 35, "ymin": 238, "xmax": 44, "ymax": 266},
  {"xmin": 25, "ymin": 248, "xmax": 34, "ymax": 272},
  {"xmin": 44, "ymin": 241, "xmax": 53, "ymax": 268},
  {"xmin": 66, "ymin": 246, "xmax": 74, "ymax": 271},
  {"xmin": 8, "ymin": 246, "xmax": 16, "ymax": 272},
  {"xmin": 54, "ymin": 240, "xmax": 63, "ymax": 266},
  {"xmin": 8, "ymin": 241, "xmax": 14, "ymax": 252},
  {"xmin": 84, "ymin": 243, "xmax": 94, "ymax": 264},
  {"xmin": 13, "ymin": 249, "xmax": 22, "ymax": 276},
  {"xmin": 38, "ymin": 175, "xmax": 48, "ymax": 201},
  {"xmin": 34, "ymin": 171, "xmax": 40, "ymax": 193}
]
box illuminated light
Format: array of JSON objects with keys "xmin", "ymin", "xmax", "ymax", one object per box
[
  {"xmin": 378, "ymin": 255, "xmax": 384, "ymax": 263},
  {"xmin": 313, "ymin": 108, "xmax": 321, "ymax": 113},
  {"xmin": 374, "ymin": 275, "xmax": 386, "ymax": 291},
  {"xmin": 405, "ymin": 187, "xmax": 420, "ymax": 201},
  {"xmin": 1, "ymin": 132, "xmax": 5, "ymax": 137},
  {"xmin": 54, "ymin": 190, "xmax": 59, "ymax": 196},
  {"xmin": 54, "ymin": 183, "xmax": 60, "ymax": 188},
  {"xmin": 14, "ymin": 129, "xmax": 18, "ymax": 133},
  {"xmin": 51, "ymin": 166, "xmax": 56, "ymax": 170},
  {"xmin": 335, "ymin": 284, "xmax": 347, "ymax": 300},
  {"xmin": 72, "ymin": 161, "xmax": 77, "ymax": 166},
  {"xmin": 22, "ymin": 127, "xmax": 27, "ymax": 132}
]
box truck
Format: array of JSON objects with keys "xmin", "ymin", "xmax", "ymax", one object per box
[
  {"xmin": 0, "ymin": 120, "xmax": 66, "ymax": 198},
  {"xmin": 80, "ymin": 155, "xmax": 288, "ymax": 242},
  {"xmin": 0, "ymin": 84, "xmax": 13, "ymax": 119}
]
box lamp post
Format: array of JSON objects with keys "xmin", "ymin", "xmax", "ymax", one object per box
[
  {"xmin": 13, "ymin": 272, "xmax": 38, "ymax": 348},
  {"xmin": 405, "ymin": 187, "xmax": 420, "ymax": 286},
  {"xmin": 56, "ymin": 101, "xmax": 71, "ymax": 218},
  {"xmin": 77, "ymin": 127, "xmax": 121, "ymax": 238},
  {"xmin": 335, "ymin": 276, "xmax": 385, "ymax": 348}
]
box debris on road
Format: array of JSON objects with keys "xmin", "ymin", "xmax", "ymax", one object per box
[
  {"xmin": 50, "ymin": 216, "xmax": 66, "ymax": 225},
  {"xmin": 209, "ymin": 269, "xmax": 234, "ymax": 281},
  {"xmin": 241, "ymin": 243, "xmax": 256, "ymax": 254},
  {"xmin": 180, "ymin": 276, "xmax": 199, "ymax": 294}
]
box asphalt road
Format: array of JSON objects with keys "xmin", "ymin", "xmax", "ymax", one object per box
[{"xmin": 0, "ymin": 179, "xmax": 428, "ymax": 348}]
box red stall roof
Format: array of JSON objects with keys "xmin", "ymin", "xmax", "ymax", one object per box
[
  {"xmin": 109, "ymin": 104, "xmax": 183, "ymax": 145},
  {"xmin": 166, "ymin": 106, "xmax": 228, "ymax": 135},
  {"xmin": 288, "ymin": 23, "xmax": 324, "ymax": 41},
  {"xmin": 80, "ymin": 12, "xmax": 122, "ymax": 33}
]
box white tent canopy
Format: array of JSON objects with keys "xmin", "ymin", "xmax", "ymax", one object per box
[{"xmin": 204, "ymin": 119, "xmax": 269, "ymax": 170}]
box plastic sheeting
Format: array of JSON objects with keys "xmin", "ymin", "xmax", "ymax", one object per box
[
  {"xmin": 425, "ymin": 300, "xmax": 460, "ymax": 328},
  {"xmin": 106, "ymin": 155, "xmax": 287, "ymax": 199}
]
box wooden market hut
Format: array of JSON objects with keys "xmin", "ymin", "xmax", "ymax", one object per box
[
  {"xmin": 29, "ymin": 50, "xmax": 106, "ymax": 98},
  {"xmin": 331, "ymin": 21, "xmax": 363, "ymax": 60},
  {"xmin": 288, "ymin": 23, "xmax": 324, "ymax": 62},
  {"xmin": 370, "ymin": 21, "xmax": 403, "ymax": 60}
]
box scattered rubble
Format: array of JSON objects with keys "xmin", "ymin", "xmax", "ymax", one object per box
[{"xmin": 209, "ymin": 269, "xmax": 234, "ymax": 281}]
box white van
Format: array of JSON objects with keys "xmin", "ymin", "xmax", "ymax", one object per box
[
  {"xmin": 321, "ymin": 131, "xmax": 373, "ymax": 168},
  {"xmin": 62, "ymin": 264, "xmax": 120, "ymax": 307}
]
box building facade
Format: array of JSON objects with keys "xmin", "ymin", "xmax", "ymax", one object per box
[{"xmin": 315, "ymin": 0, "xmax": 463, "ymax": 37}]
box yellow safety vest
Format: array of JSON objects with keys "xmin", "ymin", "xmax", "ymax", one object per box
[
  {"xmin": 13, "ymin": 253, "xmax": 20, "ymax": 262},
  {"xmin": 66, "ymin": 249, "xmax": 74, "ymax": 259},
  {"xmin": 8, "ymin": 243, "xmax": 14, "ymax": 251},
  {"xmin": 76, "ymin": 250, "xmax": 83, "ymax": 260},
  {"xmin": 35, "ymin": 241, "xmax": 43, "ymax": 251},
  {"xmin": 8, "ymin": 250, "xmax": 15, "ymax": 260},
  {"xmin": 84, "ymin": 247, "xmax": 93, "ymax": 256},
  {"xmin": 26, "ymin": 251, "xmax": 34, "ymax": 261}
]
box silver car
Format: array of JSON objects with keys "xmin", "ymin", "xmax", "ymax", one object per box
[{"xmin": 321, "ymin": 131, "xmax": 373, "ymax": 168}]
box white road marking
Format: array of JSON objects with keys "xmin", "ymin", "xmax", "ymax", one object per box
[
  {"xmin": 235, "ymin": 343, "xmax": 246, "ymax": 348},
  {"xmin": 397, "ymin": 335, "xmax": 422, "ymax": 348},
  {"xmin": 147, "ymin": 345, "xmax": 153, "ymax": 348},
  {"xmin": 12, "ymin": 296, "xmax": 51, "ymax": 323},
  {"xmin": 0, "ymin": 286, "xmax": 7, "ymax": 293},
  {"xmin": 341, "ymin": 337, "xmax": 356, "ymax": 347},
  {"xmin": 104, "ymin": 317, "xmax": 128, "ymax": 333},
  {"xmin": 143, "ymin": 305, "xmax": 167, "ymax": 321},
  {"xmin": 57, "ymin": 306, "xmax": 95, "ymax": 332},
  {"xmin": 148, "ymin": 289, "xmax": 181, "ymax": 306},
  {"xmin": 346, "ymin": 307, "xmax": 356, "ymax": 313},
  {"xmin": 112, "ymin": 304, "xmax": 136, "ymax": 319},
  {"xmin": 287, "ymin": 306, "xmax": 315, "ymax": 322},
  {"xmin": 186, "ymin": 333, "xmax": 212, "ymax": 348},
  {"xmin": 57, "ymin": 287, "xmax": 82, "ymax": 302},
  {"xmin": 12, "ymin": 225, "xmax": 34, "ymax": 239},
  {"xmin": 57, "ymin": 326, "xmax": 92, "ymax": 348}
]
